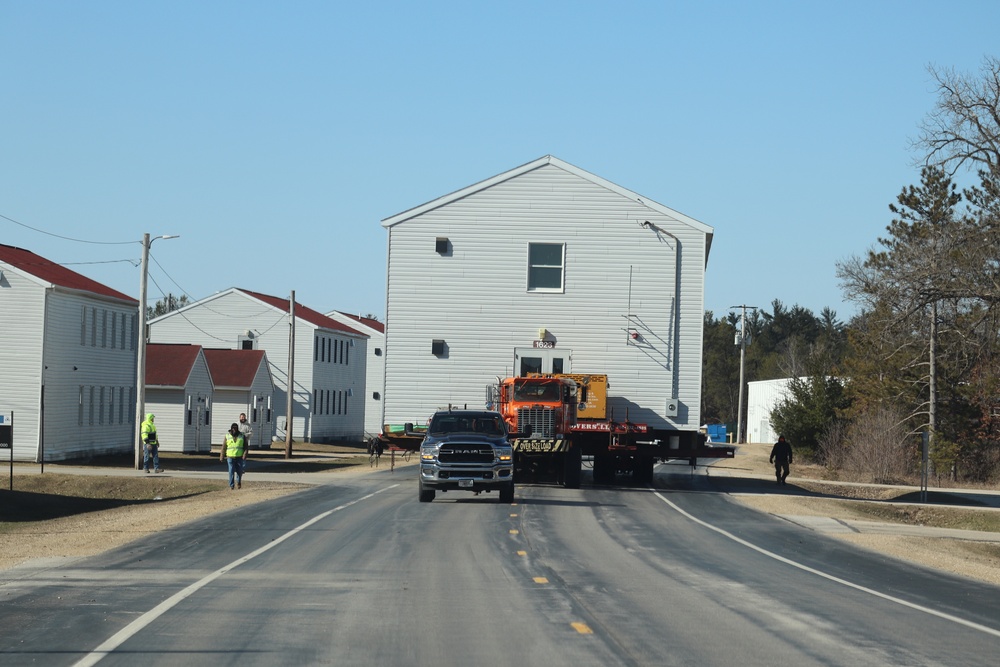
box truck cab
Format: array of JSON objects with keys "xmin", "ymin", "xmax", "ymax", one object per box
[{"xmin": 418, "ymin": 410, "xmax": 515, "ymax": 503}]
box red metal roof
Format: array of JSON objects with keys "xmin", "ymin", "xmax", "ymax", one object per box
[
  {"xmin": 203, "ymin": 348, "xmax": 266, "ymax": 388},
  {"xmin": 237, "ymin": 289, "xmax": 366, "ymax": 336},
  {"xmin": 331, "ymin": 311, "xmax": 384, "ymax": 334},
  {"xmin": 0, "ymin": 243, "xmax": 137, "ymax": 303},
  {"xmin": 146, "ymin": 344, "xmax": 203, "ymax": 387}
]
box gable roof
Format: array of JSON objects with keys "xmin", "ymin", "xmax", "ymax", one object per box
[
  {"xmin": 379, "ymin": 156, "xmax": 714, "ymax": 255},
  {"xmin": 146, "ymin": 344, "xmax": 205, "ymax": 387},
  {"xmin": 0, "ymin": 243, "xmax": 138, "ymax": 303},
  {"xmin": 203, "ymin": 348, "xmax": 268, "ymax": 389},
  {"xmin": 237, "ymin": 289, "xmax": 367, "ymax": 337}
]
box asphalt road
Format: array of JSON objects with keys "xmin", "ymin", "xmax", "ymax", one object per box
[{"xmin": 2, "ymin": 466, "xmax": 999, "ymax": 666}]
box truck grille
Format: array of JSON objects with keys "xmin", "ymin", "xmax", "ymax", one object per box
[
  {"xmin": 438, "ymin": 444, "xmax": 495, "ymax": 464},
  {"xmin": 517, "ymin": 407, "xmax": 556, "ymax": 438}
]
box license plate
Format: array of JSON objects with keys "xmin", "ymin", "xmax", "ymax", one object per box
[{"xmin": 458, "ymin": 479, "xmax": 473, "ymax": 488}]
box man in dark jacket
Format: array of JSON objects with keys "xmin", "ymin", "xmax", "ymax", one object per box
[{"xmin": 770, "ymin": 435, "xmax": 793, "ymax": 485}]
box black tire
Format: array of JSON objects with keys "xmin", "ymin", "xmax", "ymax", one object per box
[
  {"xmin": 499, "ymin": 482, "xmax": 515, "ymax": 503},
  {"xmin": 634, "ymin": 456, "xmax": 655, "ymax": 485},
  {"xmin": 418, "ymin": 481, "xmax": 435, "ymax": 503},
  {"xmin": 563, "ymin": 447, "xmax": 582, "ymax": 489},
  {"xmin": 593, "ymin": 453, "xmax": 614, "ymax": 485}
]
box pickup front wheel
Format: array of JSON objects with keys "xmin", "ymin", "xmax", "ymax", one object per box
[{"xmin": 418, "ymin": 480, "xmax": 435, "ymax": 503}]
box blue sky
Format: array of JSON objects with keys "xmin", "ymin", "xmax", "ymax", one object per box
[{"xmin": 2, "ymin": 1, "xmax": 997, "ymax": 324}]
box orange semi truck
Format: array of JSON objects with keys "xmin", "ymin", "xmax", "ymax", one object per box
[{"xmin": 490, "ymin": 373, "xmax": 734, "ymax": 486}]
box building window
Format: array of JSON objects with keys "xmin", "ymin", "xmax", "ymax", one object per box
[
  {"xmin": 91, "ymin": 308, "xmax": 97, "ymax": 347},
  {"xmin": 527, "ymin": 242, "xmax": 565, "ymax": 291},
  {"xmin": 312, "ymin": 389, "xmax": 317, "ymax": 414},
  {"xmin": 81, "ymin": 307, "xmax": 87, "ymax": 346},
  {"xmin": 314, "ymin": 337, "xmax": 319, "ymax": 362},
  {"xmin": 101, "ymin": 310, "xmax": 108, "ymax": 348},
  {"xmin": 110, "ymin": 312, "xmax": 118, "ymax": 348}
]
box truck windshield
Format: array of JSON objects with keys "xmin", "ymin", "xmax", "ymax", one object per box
[
  {"xmin": 512, "ymin": 381, "xmax": 561, "ymax": 402},
  {"xmin": 429, "ymin": 415, "xmax": 505, "ymax": 436}
]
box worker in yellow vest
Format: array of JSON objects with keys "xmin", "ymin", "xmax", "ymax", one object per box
[
  {"xmin": 220, "ymin": 422, "xmax": 248, "ymax": 489},
  {"xmin": 141, "ymin": 413, "xmax": 162, "ymax": 473}
]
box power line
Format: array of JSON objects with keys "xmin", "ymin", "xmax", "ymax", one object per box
[{"xmin": 1, "ymin": 212, "xmax": 136, "ymax": 245}]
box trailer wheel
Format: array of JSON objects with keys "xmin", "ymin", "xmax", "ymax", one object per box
[
  {"xmin": 563, "ymin": 447, "xmax": 582, "ymax": 489},
  {"xmin": 593, "ymin": 453, "xmax": 614, "ymax": 485},
  {"xmin": 499, "ymin": 482, "xmax": 515, "ymax": 503},
  {"xmin": 634, "ymin": 456, "xmax": 655, "ymax": 485}
]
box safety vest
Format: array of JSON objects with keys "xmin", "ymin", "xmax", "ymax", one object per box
[
  {"xmin": 141, "ymin": 419, "xmax": 158, "ymax": 445},
  {"xmin": 224, "ymin": 432, "xmax": 246, "ymax": 458}
]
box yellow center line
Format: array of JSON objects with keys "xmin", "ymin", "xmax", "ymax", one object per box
[
  {"xmin": 509, "ymin": 529, "xmax": 519, "ymax": 535},
  {"xmin": 533, "ymin": 577, "xmax": 548, "ymax": 584},
  {"xmin": 571, "ymin": 622, "xmax": 593, "ymax": 634},
  {"xmin": 516, "ymin": 550, "xmax": 527, "ymax": 556}
]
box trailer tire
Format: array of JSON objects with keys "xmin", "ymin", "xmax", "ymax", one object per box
[
  {"xmin": 634, "ymin": 456, "xmax": 655, "ymax": 485},
  {"xmin": 593, "ymin": 453, "xmax": 614, "ymax": 485},
  {"xmin": 499, "ymin": 482, "xmax": 515, "ymax": 503},
  {"xmin": 563, "ymin": 447, "xmax": 582, "ymax": 489}
]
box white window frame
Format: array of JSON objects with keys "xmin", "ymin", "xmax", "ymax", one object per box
[{"xmin": 526, "ymin": 242, "xmax": 565, "ymax": 293}]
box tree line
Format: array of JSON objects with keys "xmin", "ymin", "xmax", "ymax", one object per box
[{"xmin": 702, "ymin": 56, "xmax": 1000, "ymax": 484}]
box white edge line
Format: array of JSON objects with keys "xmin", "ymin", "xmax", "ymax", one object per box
[
  {"xmin": 650, "ymin": 488, "xmax": 1000, "ymax": 639},
  {"xmin": 72, "ymin": 484, "xmax": 399, "ymax": 667}
]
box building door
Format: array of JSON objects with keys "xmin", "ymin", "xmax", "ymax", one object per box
[{"xmin": 513, "ymin": 348, "xmax": 571, "ymax": 375}]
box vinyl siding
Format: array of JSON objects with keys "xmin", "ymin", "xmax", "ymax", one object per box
[
  {"xmin": 0, "ymin": 265, "xmax": 138, "ymax": 462},
  {"xmin": 384, "ymin": 163, "xmax": 707, "ymax": 430}
]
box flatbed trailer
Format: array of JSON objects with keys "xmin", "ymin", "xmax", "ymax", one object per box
[{"xmin": 568, "ymin": 421, "xmax": 734, "ymax": 484}]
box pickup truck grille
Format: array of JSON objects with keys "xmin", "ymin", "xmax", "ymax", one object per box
[
  {"xmin": 438, "ymin": 444, "xmax": 495, "ymax": 464},
  {"xmin": 517, "ymin": 407, "xmax": 556, "ymax": 438}
]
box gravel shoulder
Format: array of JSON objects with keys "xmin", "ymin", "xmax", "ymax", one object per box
[{"xmin": 711, "ymin": 443, "xmax": 1000, "ymax": 586}]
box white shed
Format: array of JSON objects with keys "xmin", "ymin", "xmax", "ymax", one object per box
[
  {"xmin": 148, "ymin": 288, "xmax": 368, "ymax": 442},
  {"xmin": 0, "ymin": 244, "xmax": 138, "ymax": 462},
  {"xmin": 381, "ymin": 156, "xmax": 713, "ymax": 433},
  {"xmin": 325, "ymin": 311, "xmax": 384, "ymax": 439},
  {"xmin": 204, "ymin": 348, "xmax": 274, "ymax": 449},
  {"xmin": 145, "ymin": 344, "xmax": 214, "ymax": 454}
]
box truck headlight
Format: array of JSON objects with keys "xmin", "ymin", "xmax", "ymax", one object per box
[
  {"xmin": 497, "ymin": 448, "xmax": 512, "ymax": 462},
  {"xmin": 421, "ymin": 447, "xmax": 437, "ymax": 461}
]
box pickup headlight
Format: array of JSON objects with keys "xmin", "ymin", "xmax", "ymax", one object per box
[
  {"xmin": 421, "ymin": 447, "xmax": 437, "ymax": 461},
  {"xmin": 497, "ymin": 447, "xmax": 513, "ymax": 462}
]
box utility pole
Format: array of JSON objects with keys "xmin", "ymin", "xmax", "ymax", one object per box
[
  {"xmin": 731, "ymin": 304, "xmax": 757, "ymax": 445},
  {"xmin": 134, "ymin": 233, "xmax": 178, "ymax": 470},
  {"xmin": 285, "ymin": 291, "xmax": 296, "ymax": 459}
]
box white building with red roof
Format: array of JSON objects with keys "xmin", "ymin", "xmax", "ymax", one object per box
[
  {"xmin": 0, "ymin": 243, "xmax": 139, "ymax": 461},
  {"xmin": 144, "ymin": 344, "xmax": 214, "ymax": 454},
  {"xmin": 203, "ymin": 347, "xmax": 274, "ymax": 449},
  {"xmin": 148, "ymin": 288, "xmax": 367, "ymax": 442},
  {"xmin": 143, "ymin": 344, "xmax": 274, "ymax": 453}
]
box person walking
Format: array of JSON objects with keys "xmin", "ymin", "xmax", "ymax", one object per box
[
  {"xmin": 770, "ymin": 435, "xmax": 793, "ymax": 485},
  {"xmin": 141, "ymin": 413, "xmax": 162, "ymax": 473},
  {"xmin": 221, "ymin": 422, "xmax": 248, "ymax": 489},
  {"xmin": 238, "ymin": 412, "xmax": 254, "ymax": 449}
]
